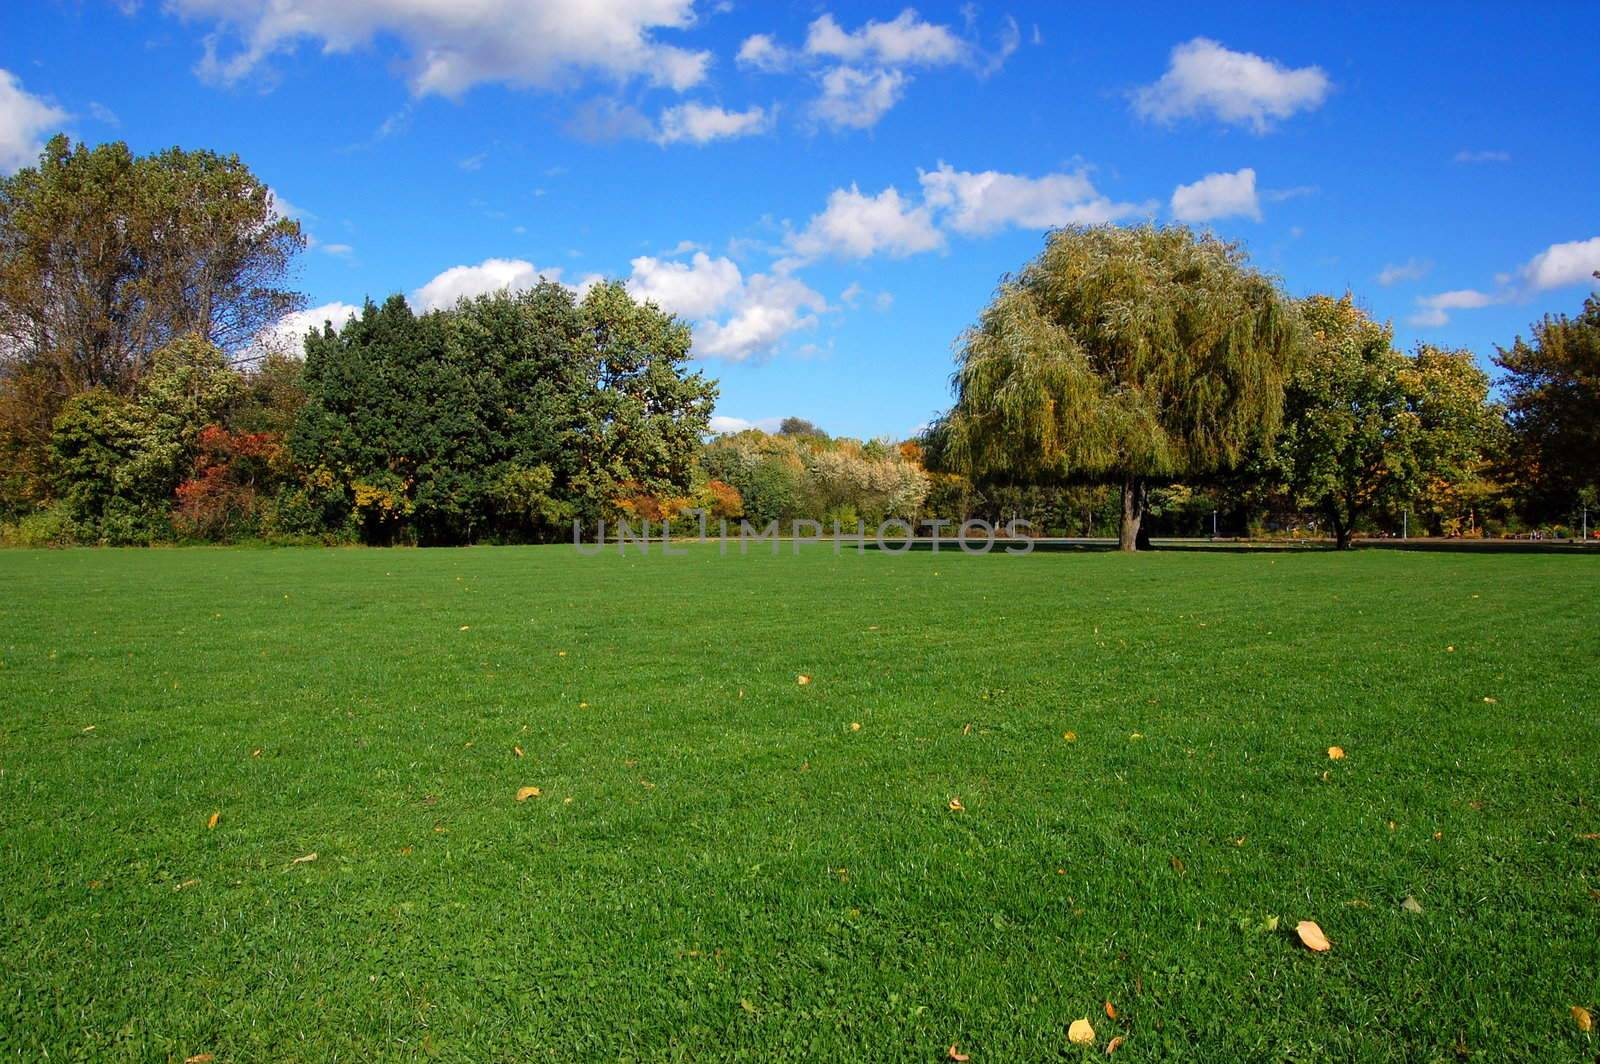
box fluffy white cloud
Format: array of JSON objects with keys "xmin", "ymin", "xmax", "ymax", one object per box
[
  {"xmin": 0, "ymin": 69, "xmax": 67, "ymax": 174},
  {"xmin": 804, "ymin": 11, "xmax": 966, "ymax": 66},
  {"xmin": 743, "ymin": 10, "xmax": 994, "ymax": 131},
  {"xmin": 693, "ymin": 273, "xmax": 828, "ymax": 361},
  {"xmin": 410, "ymin": 257, "xmax": 566, "ymax": 311},
  {"xmin": 1410, "ymin": 236, "xmax": 1600, "ymax": 326},
  {"xmin": 655, "ymin": 102, "xmax": 770, "ymax": 145},
  {"xmin": 254, "ymin": 301, "xmax": 362, "ymax": 357},
  {"xmin": 811, "ymin": 66, "xmax": 907, "ymax": 130},
  {"xmin": 786, "ymin": 184, "xmax": 943, "ymax": 262},
  {"xmin": 1408, "ymin": 288, "xmax": 1498, "ymax": 327},
  {"xmin": 1454, "ymin": 149, "xmax": 1510, "ymax": 164},
  {"xmin": 1170, "ymin": 167, "xmax": 1261, "ymax": 222},
  {"xmin": 1519, "ymin": 236, "xmax": 1600, "ymax": 291},
  {"xmin": 625, "ymin": 251, "xmax": 826, "ymax": 361},
  {"xmin": 169, "ymin": 0, "xmax": 710, "ymax": 97},
  {"xmin": 1376, "ymin": 258, "xmax": 1432, "ymax": 286},
  {"xmin": 920, "ymin": 162, "xmax": 1147, "ymax": 234},
  {"xmin": 736, "ymin": 33, "xmax": 791, "ymax": 72},
  {"xmin": 626, "ymin": 252, "xmax": 743, "ymax": 318},
  {"xmin": 1134, "ymin": 38, "xmax": 1331, "ymax": 132}
]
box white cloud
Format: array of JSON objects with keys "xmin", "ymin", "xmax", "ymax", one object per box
[
  {"xmin": 1454, "ymin": 149, "xmax": 1510, "ymax": 164},
  {"xmin": 655, "ymin": 102, "xmax": 770, "ymax": 145},
  {"xmin": 1519, "ymin": 237, "xmax": 1600, "ymax": 292},
  {"xmin": 804, "ymin": 11, "xmax": 966, "ymax": 67},
  {"xmin": 1134, "ymin": 38, "xmax": 1331, "ymax": 132},
  {"xmin": 1170, "ymin": 167, "xmax": 1261, "ymax": 222},
  {"xmin": 322, "ymin": 243, "xmax": 354, "ymax": 256},
  {"xmin": 920, "ymin": 162, "xmax": 1148, "ymax": 234},
  {"xmin": 694, "ymin": 272, "xmax": 828, "ymax": 361},
  {"xmin": 1376, "ymin": 258, "xmax": 1432, "ymax": 286},
  {"xmin": 254, "ymin": 301, "xmax": 361, "ymax": 357},
  {"xmin": 626, "ymin": 252, "xmax": 743, "ymax": 318},
  {"xmin": 410, "ymin": 257, "xmax": 565, "ymax": 312},
  {"xmin": 625, "ymin": 251, "xmax": 826, "ymax": 361},
  {"xmin": 743, "ymin": 9, "xmax": 996, "ymax": 131},
  {"xmin": 1409, "ymin": 236, "xmax": 1600, "ymax": 326},
  {"xmin": 169, "ymin": 0, "xmax": 711, "ymax": 97},
  {"xmin": 0, "ymin": 69, "xmax": 67, "ymax": 174},
  {"xmin": 839, "ymin": 282, "xmax": 864, "ymax": 307},
  {"xmin": 811, "ymin": 66, "xmax": 908, "ymax": 130},
  {"xmin": 736, "ymin": 33, "xmax": 792, "ymax": 72},
  {"xmin": 708, "ymin": 414, "xmax": 783, "ymax": 434},
  {"xmin": 87, "ymin": 101, "xmax": 120, "ymax": 126},
  {"xmin": 786, "ymin": 183, "xmax": 943, "ymax": 262}
]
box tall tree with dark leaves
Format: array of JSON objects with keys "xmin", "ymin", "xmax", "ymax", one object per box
[{"xmin": 1494, "ymin": 280, "xmax": 1600, "ymax": 523}]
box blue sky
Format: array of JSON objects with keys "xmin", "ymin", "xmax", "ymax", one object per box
[{"xmin": 2, "ymin": 2, "xmax": 1596, "ymax": 439}]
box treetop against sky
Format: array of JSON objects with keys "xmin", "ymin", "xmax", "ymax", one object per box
[{"xmin": 0, "ymin": 2, "xmax": 1594, "ymax": 438}]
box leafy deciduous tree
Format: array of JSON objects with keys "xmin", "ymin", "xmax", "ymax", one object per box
[{"xmin": 943, "ymin": 224, "xmax": 1302, "ymax": 550}]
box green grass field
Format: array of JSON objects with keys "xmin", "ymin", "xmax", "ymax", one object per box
[{"xmin": 2, "ymin": 544, "xmax": 1597, "ymax": 1062}]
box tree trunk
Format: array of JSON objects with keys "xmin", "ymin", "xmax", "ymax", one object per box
[
  {"xmin": 1327, "ymin": 506, "xmax": 1352, "ymax": 550},
  {"xmin": 1118, "ymin": 475, "xmax": 1147, "ymax": 552}
]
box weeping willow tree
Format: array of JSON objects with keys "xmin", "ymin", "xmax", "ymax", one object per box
[{"xmin": 944, "ymin": 224, "xmax": 1303, "ymax": 550}]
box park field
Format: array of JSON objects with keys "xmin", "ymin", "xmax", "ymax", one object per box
[{"xmin": 1, "ymin": 544, "xmax": 1598, "ymax": 1062}]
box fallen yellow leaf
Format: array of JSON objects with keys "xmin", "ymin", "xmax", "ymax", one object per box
[
  {"xmin": 1104, "ymin": 1000, "xmax": 1117, "ymax": 1019},
  {"xmin": 850, "ymin": 722, "xmax": 862, "ymax": 732},
  {"xmin": 290, "ymin": 852, "xmax": 317, "ymax": 865},
  {"xmin": 173, "ymin": 878, "xmax": 200, "ymax": 891},
  {"xmin": 1129, "ymin": 732, "xmax": 1144, "ymax": 741},
  {"xmin": 1063, "ymin": 731, "xmax": 1077, "ymax": 742},
  {"xmin": 185, "ymin": 1055, "xmax": 215, "ymax": 1063},
  {"xmin": 948, "ymin": 797, "xmax": 965, "ymax": 812},
  {"xmin": 206, "ymin": 811, "xmax": 219, "ymax": 830},
  {"xmin": 1327, "ymin": 746, "xmax": 1346, "ymax": 760},
  {"xmin": 250, "ymin": 748, "xmax": 262, "ymax": 758},
  {"xmin": 558, "ymin": 651, "xmax": 567, "ymax": 657},
  {"xmin": 1105, "ymin": 1034, "xmax": 1125, "ymax": 1055},
  {"xmin": 947, "ymin": 1044, "xmax": 969, "ymax": 1062},
  {"xmin": 797, "ymin": 674, "xmax": 811, "ymax": 685},
  {"xmin": 513, "ymin": 745, "xmax": 524, "ymax": 758},
  {"xmin": 1295, "ymin": 919, "xmax": 1331, "ymax": 952},
  {"xmin": 516, "ymin": 786, "xmax": 541, "ymax": 801},
  {"xmin": 1068, "ymin": 1018, "xmax": 1096, "ymax": 1046},
  {"xmin": 1572, "ymin": 1006, "xmax": 1592, "ymax": 1032}
]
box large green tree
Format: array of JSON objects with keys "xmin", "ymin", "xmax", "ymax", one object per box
[
  {"xmin": 0, "ymin": 135, "xmax": 304, "ymax": 511},
  {"xmin": 291, "ymin": 281, "xmax": 716, "ymax": 545},
  {"xmin": 1494, "ymin": 280, "xmax": 1600, "ymax": 522},
  {"xmin": 943, "ymin": 224, "xmax": 1302, "ymax": 550},
  {"xmin": 1272, "ymin": 295, "xmax": 1499, "ymax": 548}
]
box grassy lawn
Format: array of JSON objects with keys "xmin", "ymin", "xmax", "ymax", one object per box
[{"xmin": 1, "ymin": 543, "xmax": 1597, "ymax": 1062}]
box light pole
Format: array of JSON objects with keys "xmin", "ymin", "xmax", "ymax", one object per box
[
  {"xmin": 1211, "ymin": 509, "xmax": 1218, "ymax": 539},
  {"xmin": 1402, "ymin": 510, "xmax": 1408, "ymax": 540}
]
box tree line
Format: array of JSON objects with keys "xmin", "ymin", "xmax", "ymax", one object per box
[{"xmin": 0, "ymin": 138, "xmax": 1594, "ymax": 547}]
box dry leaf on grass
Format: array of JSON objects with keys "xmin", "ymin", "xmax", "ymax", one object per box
[
  {"xmin": 850, "ymin": 722, "xmax": 862, "ymax": 732},
  {"xmin": 1105, "ymin": 1035, "xmax": 1125, "ymax": 1055},
  {"xmin": 1327, "ymin": 746, "xmax": 1346, "ymax": 760},
  {"xmin": 796, "ymin": 674, "xmax": 811, "ymax": 685},
  {"xmin": 516, "ymin": 786, "xmax": 541, "ymax": 801},
  {"xmin": 173, "ymin": 878, "xmax": 200, "ymax": 892},
  {"xmin": 513, "ymin": 745, "xmax": 524, "ymax": 758},
  {"xmin": 1295, "ymin": 920, "xmax": 1331, "ymax": 952},
  {"xmin": 948, "ymin": 798, "xmax": 965, "ymax": 812},
  {"xmin": 1401, "ymin": 895, "xmax": 1423, "ymax": 914},
  {"xmin": 185, "ymin": 1054, "xmax": 215, "ymax": 1063},
  {"xmin": 1572, "ymin": 1006, "xmax": 1592, "ymax": 1032},
  {"xmin": 290, "ymin": 852, "xmax": 317, "ymax": 865},
  {"xmin": 1068, "ymin": 1018, "xmax": 1096, "ymax": 1045},
  {"xmin": 947, "ymin": 1044, "xmax": 970, "ymax": 1062},
  {"xmin": 251, "ymin": 748, "xmax": 262, "ymax": 758},
  {"xmin": 1104, "ymin": 1001, "xmax": 1117, "ymax": 1019},
  {"xmin": 1063, "ymin": 731, "xmax": 1077, "ymax": 742},
  {"xmin": 206, "ymin": 811, "xmax": 219, "ymax": 830},
  {"xmin": 82, "ymin": 725, "xmax": 96, "ymax": 733}
]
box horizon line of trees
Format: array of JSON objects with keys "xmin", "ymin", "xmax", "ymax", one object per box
[{"xmin": 1, "ymin": 138, "xmax": 1595, "ymax": 548}]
